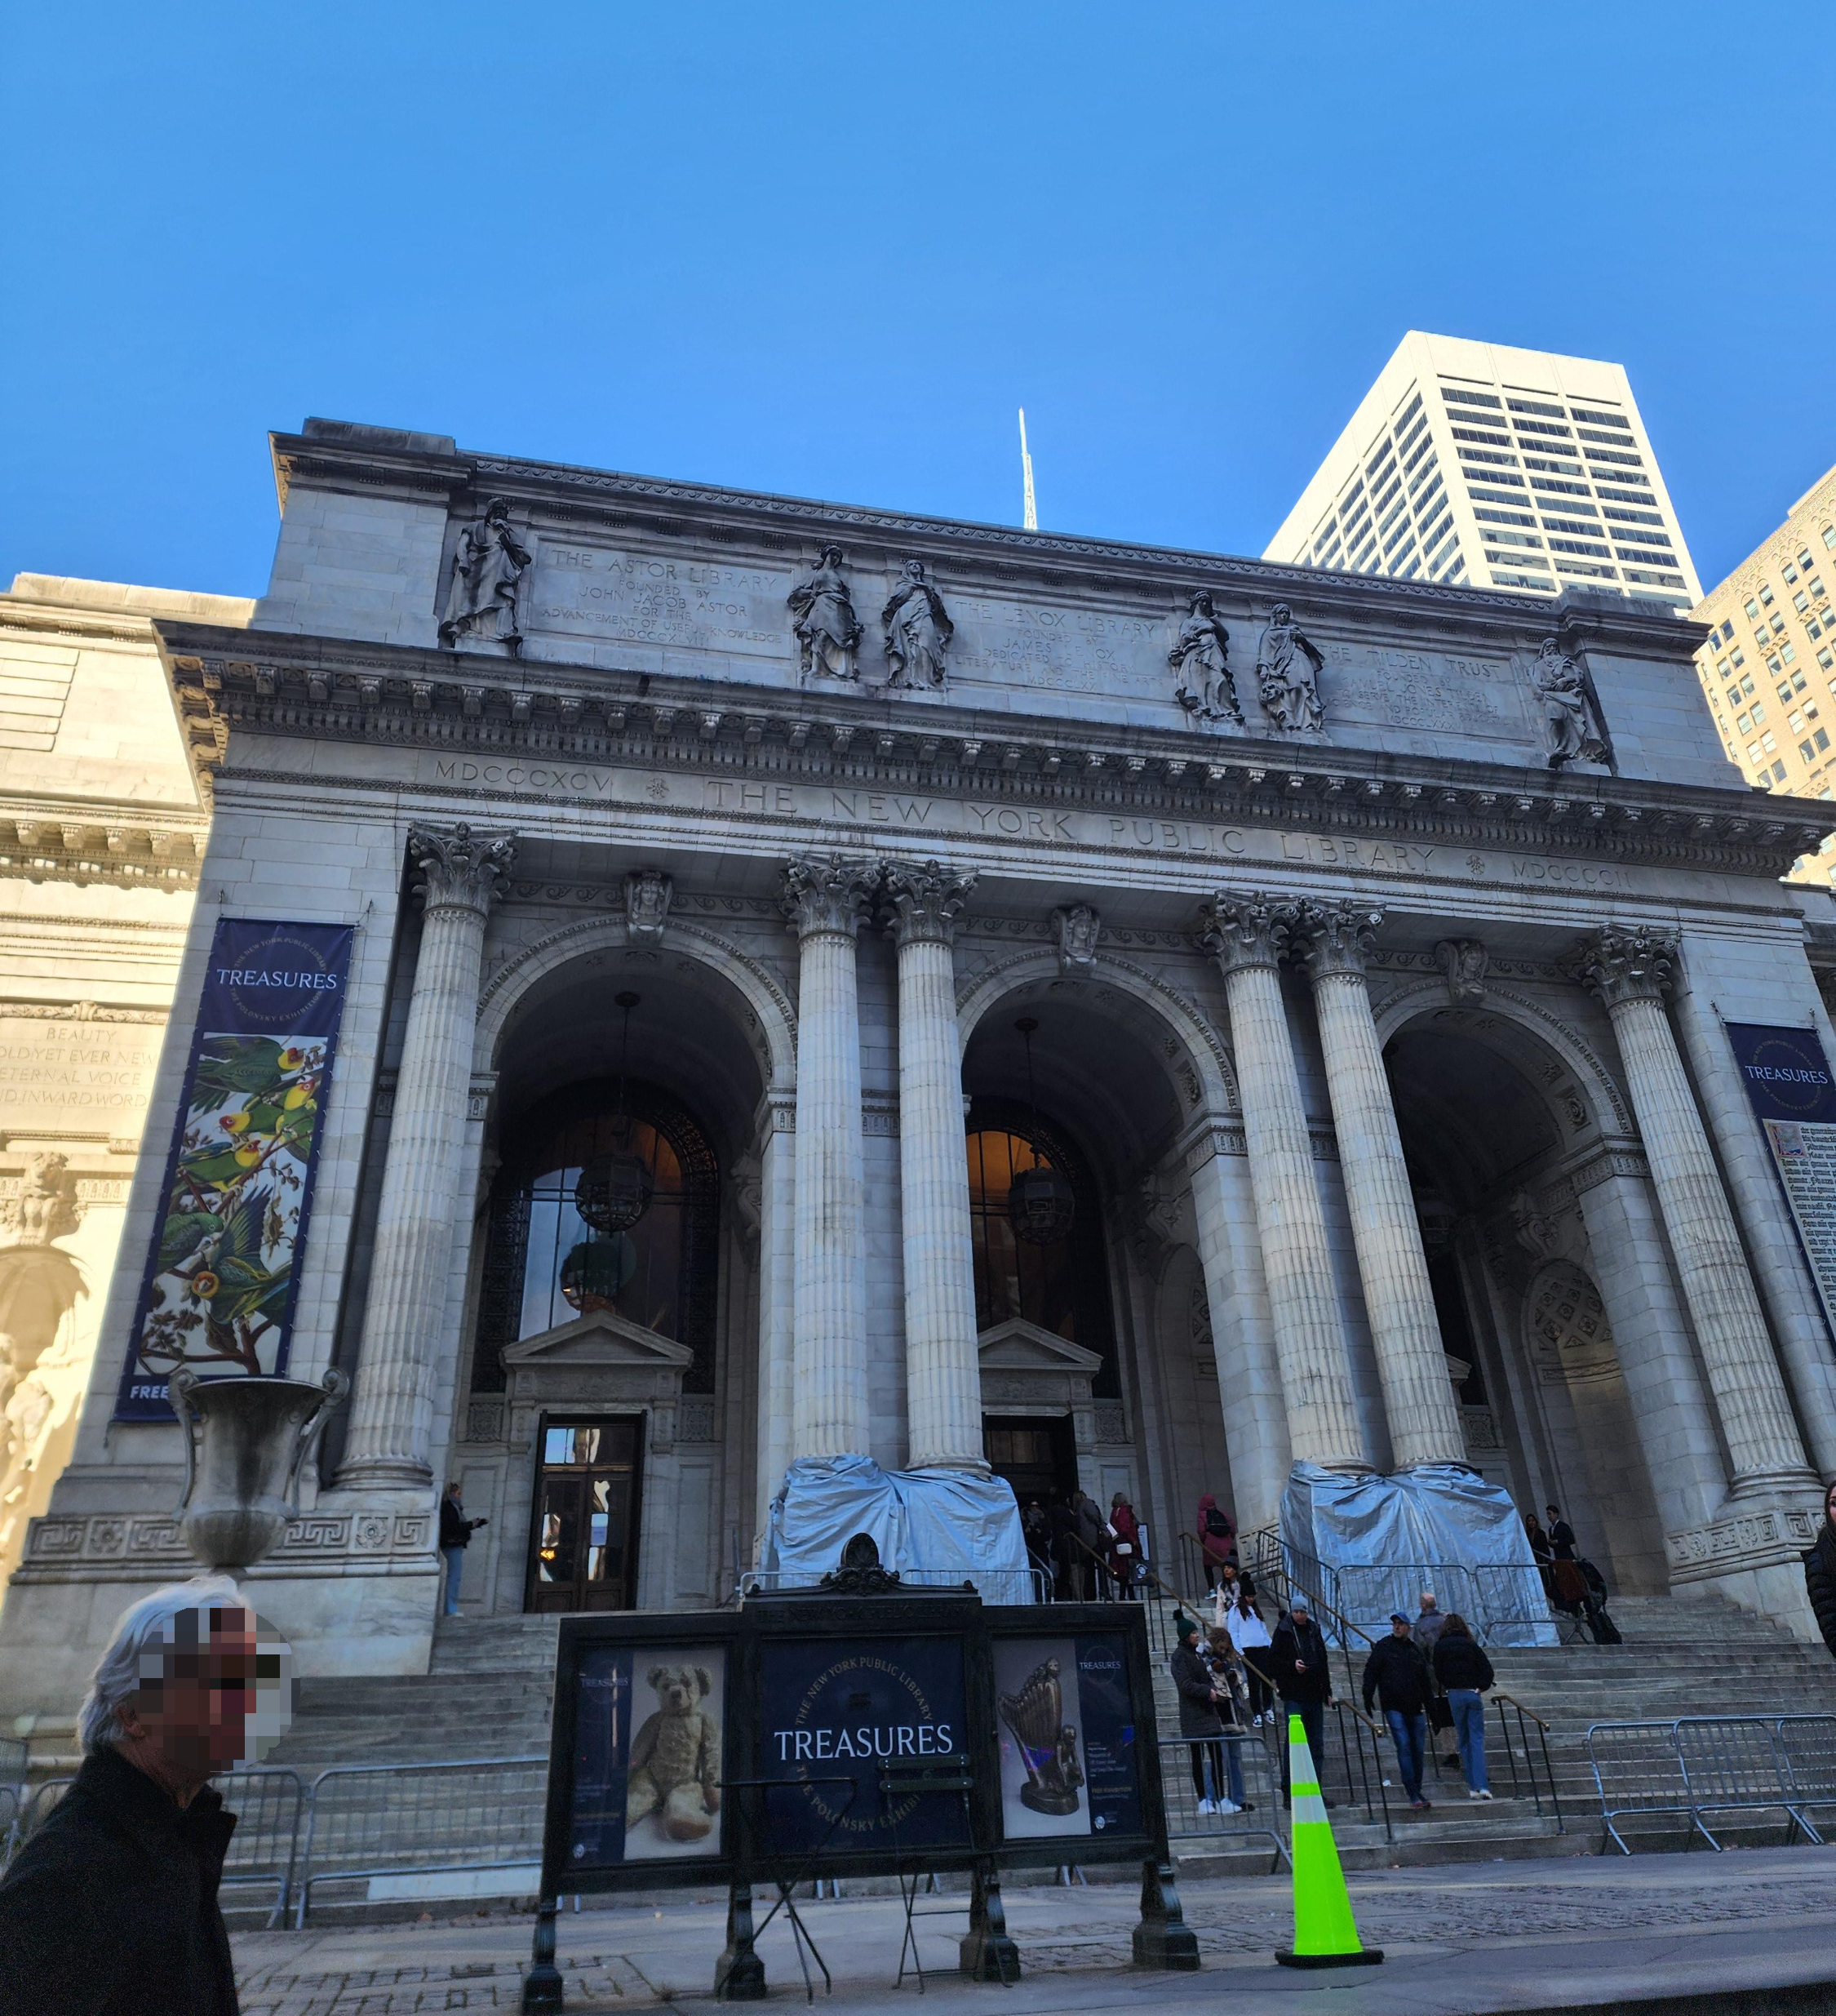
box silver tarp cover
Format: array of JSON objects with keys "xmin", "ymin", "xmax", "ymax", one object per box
[
  {"xmin": 1279, "ymin": 1461, "xmax": 1558, "ymax": 1647},
  {"xmin": 757, "ymin": 1454, "xmax": 1033, "ymax": 1601}
]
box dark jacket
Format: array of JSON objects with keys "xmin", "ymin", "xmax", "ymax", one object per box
[
  {"xmin": 439, "ymin": 1494, "xmax": 481, "ymax": 1549},
  {"xmin": 1432, "ymin": 1635, "xmax": 1496, "ymax": 1694},
  {"xmin": 1267, "ymin": 1614, "xmax": 1333, "ymax": 1704},
  {"xmin": 0, "ymin": 1744, "xmax": 239, "ymax": 2015},
  {"xmin": 1362, "ymin": 1633, "xmax": 1434, "ymax": 1715},
  {"xmin": 1804, "ymin": 1525, "xmax": 1836, "ymax": 1662},
  {"xmin": 1549, "ymin": 1520, "xmax": 1577, "ymax": 1561},
  {"xmin": 1171, "ymin": 1643, "xmax": 1226, "ymax": 1738}
]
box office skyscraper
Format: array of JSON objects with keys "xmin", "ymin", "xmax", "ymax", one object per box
[{"xmin": 1264, "ymin": 331, "xmax": 1701, "ymax": 611}]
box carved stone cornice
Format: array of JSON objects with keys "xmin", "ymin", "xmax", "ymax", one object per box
[
  {"xmin": 153, "ymin": 621, "xmax": 1829, "ymax": 883},
  {"xmin": 781, "ymin": 854, "xmax": 876, "ymax": 941},
  {"xmin": 1566, "ymin": 925, "xmax": 1678, "ymax": 1011},
  {"xmin": 1194, "ymin": 894, "xmax": 1302, "ymax": 975},
  {"xmin": 882, "ymin": 859, "xmax": 974, "ymax": 948},
  {"xmin": 1292, "ymin": 899, "xmax": 1383, "ymax": 982},
  {"xmin": 409, "ymin": 822, "xmax": 517, "ymax": 915}
]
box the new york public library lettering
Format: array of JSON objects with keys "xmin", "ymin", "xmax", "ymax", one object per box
[{"xmin": 11, "ymin": 415, "xmax": 1836, "ymax": 1929}]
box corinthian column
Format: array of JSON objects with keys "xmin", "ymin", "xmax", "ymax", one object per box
[
  {"xmin": 1570, "ymin": 926, "xmax": 1815, "ymax": 1495},
  {"xmin": 782, "ymin": 855, "xmax": 877, "ymax": 1460},
  {"xmin": 340, "ymin": 824, "xmax": 516, "ymax": 1487},
  {"xmin": 1196, "ymin": 895, "xmax": 1367, "ymax": 1470},
  {"xmin": 1293, "ymin": 901, "xmax": 1466, "ymax": 1468},
  {"xmin": 884, "ymin": 860, "xmax": 984, "ymax": 1472}
]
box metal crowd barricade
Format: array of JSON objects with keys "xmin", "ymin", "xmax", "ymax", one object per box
[
  {"xmin": 1157, "ymin": 1731, "xmax": 1290, "ymax": 1871},
  {"xmin": 736, "ymin": 1565, "xmax": 1049, "ymax": 1605},
  {"xmin": 0, "ymin": 1737, "xmax": 25, "ymax": 1864},
  {"xmin": 1587, "ymin": 1716, "xmax": 1836, "ymax": 1854},
  {"xmin": 219, "ymin": 1768, "xmax": 308, "ymax": 1927},
  {"xmin": 294, "ymin": 1755, "xmax": 548, "ymax": 1925}
]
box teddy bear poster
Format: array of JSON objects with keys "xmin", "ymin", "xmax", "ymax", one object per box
[{"xmin": 622, "ymin": 1648, "xmax": 725, "ymax": 1860}]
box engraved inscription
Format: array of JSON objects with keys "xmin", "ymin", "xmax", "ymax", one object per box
[
  {"xmin": 530, "ymin": 546, "xmax": 792, "ymax": 656},
  {"xmin": 0, "ymin": 1017, "xmax": 166, "ymax": 1130}
]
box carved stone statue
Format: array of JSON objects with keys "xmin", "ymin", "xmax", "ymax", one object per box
[
  {"xmin": 624, "ymin": 868, "xmax": 673, "ymax": 946},
  {"xmin": 1530, "ymin": 637, "xmax": 1609, "ymax": 768},
  {"xmin": 0, "ymin": 1154, "xmax": 85, "ymax": 1502},
  {"xmin": 440, "ymin": 499, "xmax": 533, "ymax": 652},
  {"xmin": 1435, "ymin": 939, "xmax": 1488, "ymax": 1007},
  {"xmin": 1169, "ymin": 591, "xmax": 1240, "ymax": 724},
  {"xmin": 883, "ymin": 561, "xmax": 952, "ymax": 688},
  {"xmin": 787, "ymin": 546, "xmax": 862, "ymax": 682},
  {"xmin": 1254, "ymin": 603, "xmax": 1324, "ymax": 733},
  {"xmin": 1051, "ymin": 904, "xmax": 1101, "ymax": 975}
]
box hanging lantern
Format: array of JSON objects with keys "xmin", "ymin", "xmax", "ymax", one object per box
[
  {"xmin": 1007, "ymin": 1015, "xmax": 1075, "ymax": 1246},
  {"xmin": 561, "ymin": 1235, "xmax": 637, "ymax": 1311},
  {"xmin": 574, "ymin": 1151, "xmax": 654, "ymax": 1233},
  {"xmin": 1009, "ymin": 1160, "xmax": 1075, "ymax": 1245}
]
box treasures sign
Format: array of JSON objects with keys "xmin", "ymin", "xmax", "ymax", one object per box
[
  {"xmin": 116, "ymin": 920, "xmax": 354, "ymax": 1419},
  {"xmin": 1726, "ymin": 1021, "xmax": 1836, "ymax": 1337}
]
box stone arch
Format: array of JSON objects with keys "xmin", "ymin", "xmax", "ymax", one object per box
[
  {"xmin": 956, "ymin": 945, "xmax": 1238, "ymax": 1117},
  {"xmin": 475, "ymin": 915, "xmax": 797, "ymax": 1086},
  {"xmin": 1371, "ymin": 979, "xmax": 1633, "ymax": 1139}
]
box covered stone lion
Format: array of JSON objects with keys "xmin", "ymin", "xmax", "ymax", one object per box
[{"xmin": 626, "ymin": 1663, "xmax": 721, "ymax": 1841}]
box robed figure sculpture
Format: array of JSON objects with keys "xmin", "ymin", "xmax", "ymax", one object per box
[
  {"xmin": 787, "ymin": 545, "xmax": 862, "ymax": 681},
  {"xmin": 883, "ymin": 560, "xmax": 953, "ymax": 688},
  {"xmin": 1169, "ymin": 589, "xmax": 1241, "ymax": 724},
  {"xmin": 441, "ymin": 499, "xmax": 533, "ymax": 652},
  {"xmin": 1530, "ymin": 637, "xmax": 1610, "ymax": 768},
  {"xmin": 1254, "ymin": 602, "xmax": 1325, "ymax": 733}
]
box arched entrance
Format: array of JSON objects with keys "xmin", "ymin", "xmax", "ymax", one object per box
[{"xmin": 1383, "ymin": 1006, "xmax": 1668, "ymax": 1596}]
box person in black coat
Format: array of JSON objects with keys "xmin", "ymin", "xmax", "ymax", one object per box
[
  {"xmin": 1266, "ymin": 1598, "xmax": 1335, "ymax": 1805},
  {"xmin": 1803, "ymin": 1479, "xmax": 1836, "ymax": 1662},
  {"xmin": 1362, "ymin": 1614, "xmax": 1435, "ymax": 1808},
  {"xmin": 0, "ymin": 1576, "xmax": 267, "ymax": 2015},
  {"xmin": 1171, "ymin": 1620, "xmax": 1230, "ymax": 1811},
  {"xmin": 439, "ymin": 1481, "xmax": 489, "ymax": 1618},
  {"xmin": 1430, "ymin": 1614, "xmax": 1496, "ymax": 1800}
]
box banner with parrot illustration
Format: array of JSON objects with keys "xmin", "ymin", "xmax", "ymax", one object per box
[{"xmin": 116, "ymin": 920, "xmax": 354, "ymax": 1419}]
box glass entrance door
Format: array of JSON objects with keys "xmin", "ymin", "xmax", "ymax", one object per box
[{"xmin": 526, "ymin": 1417, "xmax": 644, "ymax": 1613}]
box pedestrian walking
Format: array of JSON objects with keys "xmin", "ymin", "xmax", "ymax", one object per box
[
  {"xmin": 1431, "ymin": 1613, "xmax": 1496, "ymax": 1800},
  {"xmin": 0, "ymin": 1575, "xmax": 268, "ymax": 2014},
  {"xmin": 1802, "ymin": 1479, "xmax": 1836, "ymax": 1663},
  {"xmin": 1268, "ymin": 1596, "xmax": 1336, "ymax": 1806},
  {"xmin": 439, "ymin": 1481, "xmax": 489, "ymax": 1617},
  {"xmin": 1411, "ymin": 1589, "xmax": 1449, "ymax": 1654},
  {"xmin": 1196, "ymin": 1493, "xmax": 1237, "ymax": 1589},
  {"xmin": 1362, "ymin": 1611, "xmax": 1435, "ymax": 1809},
  {"xmin": 1546, "ymin": 1504, "xmax": 1578, "ymax": 1561},
  {"xmin": 1107, "ymin": 1492, "xmax": 1142, "ymax": 1601},
  {"xmin": 1073, "ymin": 1490, "xmax": 1108, "ymax": 1600},
  {"xmin": 1225, "ymin": 1583, "xmax": 1275, "ymax": 1725},
  {"xmin": 1049, "ymin": 1495, "xmax": 1080, "ymax": 1601}
]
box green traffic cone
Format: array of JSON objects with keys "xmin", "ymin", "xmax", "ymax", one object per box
[{"xmin": 1275, "ymin": 1712, "xmax": 1383, "ymax": 1969}]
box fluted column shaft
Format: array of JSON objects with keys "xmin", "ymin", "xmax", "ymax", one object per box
[
  {"xmin": 341, "ymin": 824, "xmax": 515, "ymax": 1487},
  {"xmin": 1573, "ymin": 927, "xmax": 1814, "ymax": 1494},
  {"xmin": 1297, "ymin": 904, "xmax": 1466, "ymax": 1468},
  {"xmin": 885, "ymin": 862, "xmax": 984, "ymax": 1471},
  {"xmin": 783, "ymin": 856, "xmax": 876, "ymax": 1461},
  {"xmin": 1198, "ymin": 896, "xmax": 1368, "ymax": 1470}
]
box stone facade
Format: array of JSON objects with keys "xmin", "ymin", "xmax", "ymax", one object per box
[{"xmin": 5, "ymin": 418, "xmax": 1836, "ymax": 1712}]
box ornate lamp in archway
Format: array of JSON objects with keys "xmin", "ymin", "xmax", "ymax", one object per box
[
  {"xmin": 574, "ymin": 992, "xmax": 654, "ymax": 1233},
  {"xmin": 1007, "ymin": 1017, "xmax": 1075, "ymax": 1246}
]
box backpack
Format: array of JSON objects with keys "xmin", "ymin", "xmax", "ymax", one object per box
[{"xmin": 1204, "ymin": 1508, "xmax": 1231, "ymax": 1539}]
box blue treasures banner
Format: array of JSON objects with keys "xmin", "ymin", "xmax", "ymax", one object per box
[
  {"xmin": 116, "ymin": 920, "xmax": 354, "ymax": 1419},
  {"xmin": 1726, "ymin": 1021, "xmax": 1836, "ymax": 1337}
]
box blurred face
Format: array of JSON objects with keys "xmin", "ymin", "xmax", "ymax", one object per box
[
  {"xmin": 1390, "ymin": 1619, "xmax": 1410, "ymax": 1638},
  {"xmin": 1825, "ymin": 1481, "xmax": 1836, "ymax": 1525},
  {"xmin": 122, "ymin": 1606, "xmax": 263, "ymax": 1782}
]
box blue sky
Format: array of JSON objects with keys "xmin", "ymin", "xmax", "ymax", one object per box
[{"xmin": 2, "ymin": 3, "xmax": 1829, "ymax": 601}]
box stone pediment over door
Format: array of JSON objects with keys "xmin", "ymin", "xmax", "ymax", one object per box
[
  {"xmin": 502, "ymin": 1310, "xmax": 694, "ymax": 1449},
  {"xmin": 978, "ymin": 1318, "xmax": 1102, "ymax": 1416}
]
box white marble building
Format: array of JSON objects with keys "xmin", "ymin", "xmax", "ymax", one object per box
[{"xmin": 5, "ymin": 416, "xmax": 1836, "ymax": 1708}]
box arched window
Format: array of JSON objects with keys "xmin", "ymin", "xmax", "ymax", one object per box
[
  {"xmin": 965, "ymin": 1096, "xmax": 1116, "ymax": 1395},
  {"xmin": 472, "ymin": 1080, "xmax": 718, "ymax": 1393}
]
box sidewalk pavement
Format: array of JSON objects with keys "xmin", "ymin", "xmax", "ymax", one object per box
[{"xmin": 235, "ymin": 1842, "xmax": 1836, "ymax": 2015}]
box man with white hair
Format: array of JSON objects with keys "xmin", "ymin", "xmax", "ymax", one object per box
[{"xmin": 0, "ymin": 1574, "xmax": 279, "ymax": 2014}]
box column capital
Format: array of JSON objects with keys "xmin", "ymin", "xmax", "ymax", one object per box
[
  {"xmin": 781, "ymin": 853, "xmax": 876, "ymax": 942},
  {"xmin": 1568, "ymin": 926, "xmax": 1679, "ymax": 1011},
  {"xmin": 408, "ymin": 822, "xmax": 517, "ymax": 915},
  {"xmin": 1293, "ymin": 899, "xmax": 1384, "ymax": 982},
  {"xmin": 1195, "ymin": 894, "xmax": 1302, "ymax": 975},
  {"xmin": 883, "ymin": 859, "xmax": 976, "ymax": 948}
]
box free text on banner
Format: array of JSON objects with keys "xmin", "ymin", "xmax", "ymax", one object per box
[
  {"xmin": 1725, "ymin": 1020, "xmax": 1836, "ymax": 1338},
  {"xmin": 116, "ymin": 920, "xmax": 355, "ymax": 1420}
]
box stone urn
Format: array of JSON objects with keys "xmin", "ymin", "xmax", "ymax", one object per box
[{"xmin": 170, "ymin": 1365, "xmax": 350, "ymax": 1574}]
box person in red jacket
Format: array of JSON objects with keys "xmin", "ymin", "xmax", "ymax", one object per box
[{"xmin": 1107, "ymin": 1493, "xmax": 1142, "ymax": 1601}]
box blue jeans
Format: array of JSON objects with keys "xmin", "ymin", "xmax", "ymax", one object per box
[
  {"xmin": 1195, "ymin": 1737, "xmax": 1247, "ymax": 1807},
  {"xmin": 442, "ymin": 1543, "xmax": 465, "ymax": 1615},
  {"xmin": 1447, "ymin": 1688, "xmax": 1488, "ymax": 1792},
  {"xmin": 1385, "ymin": 1708, "xmax": 1426, "ymax": 1799}
]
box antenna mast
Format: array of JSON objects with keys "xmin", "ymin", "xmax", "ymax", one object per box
[{"xmin": 1018, "ymin": 408, "xmax": 1037, "ymax": 531}]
